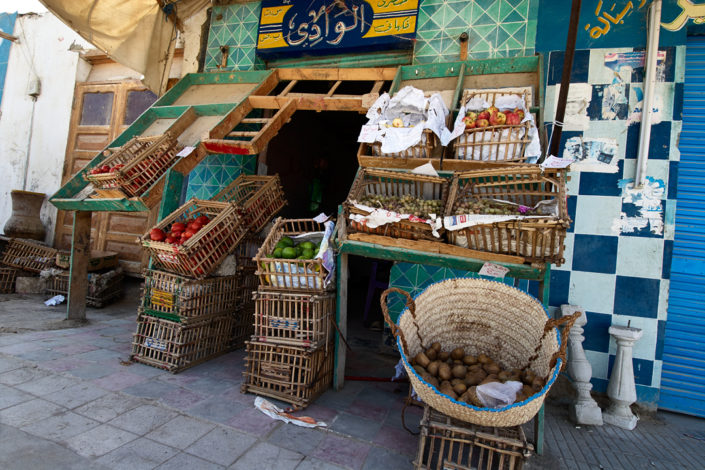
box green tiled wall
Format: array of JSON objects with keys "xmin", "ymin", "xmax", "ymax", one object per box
[
  {"xmin": 205, "ymin": 0, "xmax": 539, "ymax": 72},
  {"xmin": 185, "ymin": 154, "xmax": 257, "ymax": 200}
]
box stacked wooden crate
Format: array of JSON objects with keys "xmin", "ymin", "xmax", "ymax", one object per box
[
  {"xmin": 242, "ymin": 218, "xmax": 336, "ymax": 409},
  {"xmin": 131, "ymin": 175, "xmax": 286, "ymax": 373}
]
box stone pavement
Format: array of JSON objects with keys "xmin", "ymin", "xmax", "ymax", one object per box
[{"xmin": 0, "ymin": 284, "xmax": 704, "ymax": 469}]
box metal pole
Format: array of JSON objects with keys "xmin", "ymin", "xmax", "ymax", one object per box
[{"xmin": 548, "ymin": 0, "xmax": 583, "ymax": 158}]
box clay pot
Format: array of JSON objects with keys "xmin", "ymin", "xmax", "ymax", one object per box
[{"xmin": 3, "ymin": 190, "xmax": 46, "ymax": 241}]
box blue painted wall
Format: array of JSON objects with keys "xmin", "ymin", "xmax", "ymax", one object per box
[{"xmin": 0, "ymin": 13, "xmax": 17, "ymax": 108}]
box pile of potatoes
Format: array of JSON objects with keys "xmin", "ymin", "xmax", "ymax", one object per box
[{"xmin": 410, "ymin": 342, "xmax": 546, "ymax": 407}]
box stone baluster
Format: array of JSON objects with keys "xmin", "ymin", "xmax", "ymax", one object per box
[
  {"xmin": 561, "ymin": 305, "xmax": 603, "ymax": 426},
  {"xmin": 604, "ymin": 325, "xmax": 643, "ymax": 430}
]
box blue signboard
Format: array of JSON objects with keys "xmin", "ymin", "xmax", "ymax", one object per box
[{"xmin": 256, "ymin": 0, "xmax": 419, "ymax": 58}]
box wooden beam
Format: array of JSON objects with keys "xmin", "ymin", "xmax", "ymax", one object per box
[
  {"xmin": 67, "ymin": 211, "xmax": 91, "ymax": 321},
  {"xmin": 208, "ymin": 99, "xmax": 254, "ymax": 139},
  {"xmin": 277, "ymin": 67, "xmax": 397, "ymax": 81},
  {"xmin": 228, "ymin": 131, "xmax": 258, "ymax": 137},
  {"xmin": 279, "ymin": 80, "xmax": 298, "ymax": 96},
  {"xmin": 0, "ymin": 31, "xmax": 18, "ymax": 42},
  {"xmin": 241, "ymin": 118, "xmax": 270, "ymax": 124},
  {"xmin": 327, "ymin": 80, "xmax": 343, "ymax": 97},
  {"xmin": 334, "ymin": 252, "xmax": 349, "ymax": 390},
  {"xmin": 248, "ymin": 95, "xmax": 366, "ymax": 112},
  {"xmin": 249, "ymin": 99, "xmax": 297, "ymax": 154}
]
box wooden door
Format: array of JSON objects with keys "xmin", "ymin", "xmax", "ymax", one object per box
[{"xmin": 55, "ymin": 81, "xmax": 158, "ymax": 275}]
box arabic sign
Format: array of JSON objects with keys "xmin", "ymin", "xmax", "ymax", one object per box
[
  {"xmin": 584, "ymin": 0, "xmax": 649, "ymax": 40},
  {"xmin": 256, "ymin": 0, "xmax": 419, "ymax": 57}
]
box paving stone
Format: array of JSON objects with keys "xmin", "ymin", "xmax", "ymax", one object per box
[
  {"xmin": 229, "ymin": 442, "xmax": 304, "ymax": 470},
  {"xmin": 66, "ymin": 423, "xmax": 139, "ymax": 457},
  {"xmin": 157, "ymin": 452, "xmax": 226, "ymax": 470},
  {"xmin": 44, "ymin": 382, "xmax": 109, "ymax": 409},
  {"xmin": 0, "ymin": 398, "xmax": 66, "ymax": 427},
  {"xmin": 53, "ymin": 343, "xmax": 100, "ymax": 355},
  {"xmin": 0, "ymin": 366, "xmax": 50, "ymax": 385},
  {"xmin": 74, "ymin": 393, "xmax": 144, "ymax": 422},
  {"xmin": 362, "ymin": 446, "xmax": 414, "ymax": 470},
  {"xmin": 96, "ymin": 438, "xmax": 178, "ymax": 470},
  {"xmin": 0, "ymin": 354, "xmax": 27, "ymax": 373},
  {"xmin": 187, "ymin": 395, "xmax": 248, "ymax": 424},
  {"xmin": 0, "ymin": 340, "xmax": 46, "ymax": 355},
  {"xmin": 294, "ymin": 457, "xmax": 347, "ymax": 470},
  {"xmin": 185, "ymin": 426, "xmax": 257, "ymax": 466},
  {"xmin": 122, "ymin": 363, "xmax": 167, "ymax": 378},
  {"xmin": 0, "ymin": 383, "xmax": 34, "ymax": 410},
  {"xmin": 146, "ymin": 415, "xmax": 216, "ymax": 449},
  {"xmin": 21, "ymin": 411, "xmax": 101, "ymax": 441},
  {"xmin": 39, "ymin": 357, "xmax": 93, "ymax": 373},
  {"xmin": 311, "ymin": 434, "xmax": 371, "ymax": 470},
  {"xmin": 17, "ymin": 348, "xmax": 67, "ymax": 362},
  {"xmin": 160, "ymin": 386, "xmax": 207, "ymax": 409},
  {"xmin": 330, "ymin": 411, "xmax": 382, "ymax": 441},
  {"xmin": 121, "ymin": 379, "xmax": 175, "ymax": 399},
  {"xmin": 267, "ymin": 423, "xmax": 326, "ymax": 456},
  {"xmin": 15, "ymin": 373, "xmax": 79, "ymax": 396},
  {"xmin": 72, "ymin": 348, "xmax": 123, "ymax": 363},
  {"xmin": 108, "ymin": 404, "xmax": 179, "ymax": 435},
  {"xmin": 92, "ymin": 370, "xmax": 148, "ymax": 391},
  {"xmin": 347, "ymin": 399, "xmax": 390, "ymax": 422},
  {"xmin": 0, "ymin": 423, "xmax": 107, "ymax": 470},
  {"xmin": 182, "ymin": 376, "xmax": 241, "ymax": 397},
  {"xmin": 226, "ymin": 405, "xmax": 284, "ymax": 436},
  {"xmin": 68, "ymin": 363, "xmax": 122, "ymax": 380}
]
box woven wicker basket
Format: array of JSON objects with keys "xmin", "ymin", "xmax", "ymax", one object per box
[
  {"xmin": 212, "ymin": 175, "xmax": 287, "ymax": 233},
  {"xmin": 381, "ymin": 279, "xmax": 579, "ymax": 427}
]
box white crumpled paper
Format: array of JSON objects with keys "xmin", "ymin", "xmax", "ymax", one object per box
[
  {"xmin": 475, "ymin": 380, "xmax": 524, "ymax": 408},
  {"xmin": 349, "ymin": 203, "xmax": 443, "ymax": 238},
  {"xmin": 45, "ymin": 295, "xmax": 65, "ymax": 306},
  {"xmin": 444, "ymin": 198, "xmax": 559, "ymax": 232},
  {"xmin": 254, "ymin": 397, "xmax": 327, "ymax": 428},
  {"xmin": 447, "ymin": 93, "xmax": 541, "ymax": 162},
  {"xmin": 358, "ymin": 86, "xmax": 449, "ymax": 155}
]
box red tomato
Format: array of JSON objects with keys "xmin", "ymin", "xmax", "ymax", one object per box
[
  {"xmin": 171, "ymin": 222, "xmax": 186, "ymax": 233},
  {"xmin": 90, "ymin": 168, "xmax": 101, "ymax": 175},
  {"xmin": 184, "ymin": 230, "xmax": 196, "ymax": 239},
  {"xmin": 149, "ymin": 228, "xmax": 166, "ymax": 241},
  {"xmin": 100, "ymin": 165, "xmax": 111, "ymax": 173},
  {"xmin": 165, "ymin": 236, "xmax": 176, "ymax": 244},
  {"xmin": 187, "ymin": 222, "xmax": 202, "ymax": 232},
  {"xmin": 195, "ymin": 215, "xmax": 210, "ymax": 225}
]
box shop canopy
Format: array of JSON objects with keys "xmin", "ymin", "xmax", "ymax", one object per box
[{"xmin": 39, "ymin": 0, "xmax": 209, "ymax": 94}]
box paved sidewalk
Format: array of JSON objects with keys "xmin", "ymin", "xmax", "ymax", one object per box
[{"xmin": 0, "ymin": 287, "xmax": 704, "ymax": 469}]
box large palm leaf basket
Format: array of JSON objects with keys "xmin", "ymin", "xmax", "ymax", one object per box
[{"xmin": 381, "ymin": 278, "xmax": 578, "ymax": 427}]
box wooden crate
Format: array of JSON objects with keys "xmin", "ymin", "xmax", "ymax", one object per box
[
  {"xmin": 56, "ymin": 250, "xmax": 118, "ymax": 272},
  {"xmin": 85, "ymin": 134, "xmax": 182, "ymax": 198},
  {"xmin": 415, "ymin": 406, "xmax": 533, "ymax": 470},
  {"xmin": 242, "ymin": 340, "xmax": 333, "ymax": 409},
  {"xmin": 0, "ymin": 266, "xmax": 19, "ymax": 293},
  {"xmin": 231, "ymin": 303, "xmax": 255, "ymax": 350},
  {"xmin": 140, "ymin": 269, "xmax": 244, "ymax": 323},
  {"xmin": 344, "ymin": 168, "xmax": 448, "ymax": 241},
  {"xmin": 369, "ymin": 129, "xmax": 440, "ymax": 159},
  {"xmin": 453, "ymin": 89, "xmax": 532, "ymax": 163},
  {"xmin": 235, "ymin": 267, "xmax": 258, "ymax": 309},
  {"xmin": 1, "ymin": 239, "xmax": 57, "ymax": 273},
  {"xmin": 212, "ymin": 175, "xmax": 287, "ymax": 233},
  {"xmin": 444, "ymin": 166, "xmax": 570, "ymax": 265},
  {"xmin": 131, "ymin": 312, "xmax": 235, "ymax": 373},
  {"xmin": 252, "ymin": 290, "xmax": 334, "ymax": 349},
  {"xmin": 235, "ymin": 234, "xmax": 264, "ymax": 271},
  {"xmin": 254, "ymin": 218, "xmax": 331, "ymax": 293},
  {"xmin": 140, "ymin": 199, "xmax": 249, "ymax": 279},
  {"xmin": 46, "ymin": 270, "xmax": 123, "ymax": 308}
]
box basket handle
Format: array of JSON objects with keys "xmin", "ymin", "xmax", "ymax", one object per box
[
  {"xmin": 380, "ymin": 287, "xmax": 425, "ymax": 356},
  {"xmin": 525, "ymin": 311, "xmax": 581, "ymax": 372}
]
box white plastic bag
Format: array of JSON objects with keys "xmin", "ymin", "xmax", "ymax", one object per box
[{"xmin": 475, "ymin": 380, "xmax": 523, "ymax": 408}]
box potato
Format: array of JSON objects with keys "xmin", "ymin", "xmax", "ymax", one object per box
[
  {"xmin": 451, "ymin": 378, "xmax": 463, "ymax": 386},
  {"xmin": 480, "ymin": 374, "xmax": 499, "ymax": 385},
  {"xmin": 522, "ymin": 369, "xmax": 536, "ymax": 385},
  {"xmin": 427, "ymin": 360, "xmax": 441, "ymax": 377},
  {"xmin": 466, "ymin": 386, "xmax": 485, "ymax": 407},
  {"xmin": 451, "ymin": 347, "xmax": 465, "ymax": 361},
  {"xmin": 469, "ymin": 363, "xmax": 483, "ymax": 372},
  {"xmin": 414, "ymin": 352, "xmax": 431, "ymax": 368},
  {"xmin": 413, "ymin": 365, "xmax": 427, "ymax": 376},
  {"xmin": 430, "ymin": 342, "xmax": 441, "ymax": 352},
  {"xmin": 464, "ymin": 369, "xmax": 487, "ymax": 386},
  {"xmin": 522, "ymin": 384, "xmax": 534, "ymax": 397},
  {"xmin": 531, "ymin": 377, "xmax": 545, "ymax": 392},
  {"xmin": 483, "ymin": 362, "xmax": 500, "ymax": 375},
  {"xmin": 497, "ymin": 370, "xmax": 511, "ymax": 382},
  {"xmin": 453, "ymin": 360, "xmax": 463, "ymax": 366},
  {"xmin": 462, "ymin": 355, "xmax": 477, "ymax": 366},
  {"xmin": 440, "ymin": 380, "xmax": 452, "ymax": 389},
  {"xmin": 509, "ymin": 369, "xmax": 522, "ymax": 382},
  {"xmin": 477, "ymin": 354, "xmax": 491, "ymax": 364},
  {"xmin": 453, "ymin": 383, "xmax": 467, "ymax": 395},
  {"xmin": 438, "ymin": 363, "xmax": 452, "ymax": 381},
  {"xmin": 440, "ymin": 384, "xmax": 457, "ymax": 400},
  {"xmin": 438, "ymin": 351, "xmax": 450, "ymax": 361},
  {"xmin": 423, "ymin": 374, "xmax": 439, "ymax": 388},
  {"xmin": 452, "ymin": 364, "xmax": 467, "ymax": 379},
  {"xmin": 425, "ymin": 348, "xmax": 438, "ymax": 361}
]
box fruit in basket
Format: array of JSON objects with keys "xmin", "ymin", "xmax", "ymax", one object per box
[
  {"xmin": 514, "ymin": 108, "xmax": 525, "ymax": 120},
  {"xmin": 149, "ymin": 228, "xmax": 166, "ymax": 241},
  {"xmin": 358, "ymin": 194, "xmax": 444, "ymax": 219},
  {"xmin": 171, "ymin": 222, "xmax": 186, "ymax": 233},
  {"xmin": 196, "ymin": 215, "xmax": 210, "ymax": 225},
  {"xmin": 465, "ymin": 111, "xmax": 477, "ymax": 121},
  {"xmin": 487, "ymin": 106, "xmax": 499, "ymax": 115},
  {"xmin": 279, "ymin": 236, "xmax": 294, "ymax": 248},
  {"xmin": 110, "ymin": 164, "xmax": 125, "ymax": 173},
  {"xmin": 462, "ymin": 116, "xmax": 476, "ymax": 129},
  {"xmin": 489, "ymin": 111, "xmax": 506, "ymax": 126},
  {"xmin": 281, "ymin": 247, "xmax": 297, "ymax": 259},
  {"xmin": 477, "ymin": 110, "xmax": 490, "ymax": 121},
  {"xmin": 272, "ymin": 247, "xmax": 283, "ymax": 258},
  {"xmin": 476, "ymin": 119, "xmax": 489, "ymax": 128},
  {"xmin": 505, "ymin": 111, "xmax": 521, "ymax": 126},
  {"xmin": 392, "ymin": 118, "xmax": 404, "ymax": 128}
]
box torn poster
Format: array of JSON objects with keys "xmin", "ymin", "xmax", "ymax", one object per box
[
  {"xmin": 627, "ymin": 85, "xmax": 664, "ymax": 125},
  {"xmin": 601, "ymin": 84, "xmax": 629, "ymax": 120},
  {"xmin": 604, "ymin": 51, "xmax": 667, "ymax": 83},
  {"xmin": 611, "ymin": 177, "xmax": 665, "ymax": 236},
  {"xmin": 562, "ymin": 136, "xmax": 619, "ymax": 172},
  {"xmin": 555, "ymin": 83, "xmax": 592, "ymax": 131}
]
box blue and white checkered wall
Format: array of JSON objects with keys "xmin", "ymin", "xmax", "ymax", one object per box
[{"xmin": 541, "ymin": 46, "xmax": 684, "ymax": 403}]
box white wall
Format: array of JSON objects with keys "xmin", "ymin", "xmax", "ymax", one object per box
[
  {"xmin": 0, "ymin": 13, "xmax": 89, "ymax": 244},
  {"xmin": 181, "ymin": 4, "xmax": 210, "ymax": 76}
]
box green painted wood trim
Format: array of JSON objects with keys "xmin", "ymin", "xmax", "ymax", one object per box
[
  {"xmin": 462, "ymin": 56, "xmax": 540, "ymax": 76},
  {"xmin": 268, "ymin": 50, "xmax": 412, "ymax": 69},
  {"xmin": 451, "ymin": 63, "xmax": 467, "ymax": 113},
  {"xmin": 51, "ymin": 198, "xmax": 148, "ymax": 212},
  {"xmin": 334, "ymin": 251, "xmax": 344, "ymax": 387},
  {"xmin": 158, "ymin": 169, "xmax": 184, "ymax": 221},
  {"xmin": 338, "ymin": 240, "xmax": 544, "ymax": 280},
  {"xmin": 389, "ymin": 66, "xmax": 403, "ymax": 95},
  {"xmin": 398, "ymin": 61, "xmax": 464, "ymax": 81},
  {"xmin": 154, "ymin": 70, "xmax": 273, "ymax": 106}
]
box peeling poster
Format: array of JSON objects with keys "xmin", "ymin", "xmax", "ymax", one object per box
[
  {"xmin": 562, "ymin": 136, "xmax": 619, "ymax": 173},
  {"xmin": 612, "ymin": 177, "xmax": 665, "ymax": 236}
]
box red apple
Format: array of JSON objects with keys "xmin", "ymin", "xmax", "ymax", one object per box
[
  {"xmin": 490, "ymin": 112, "xmax": 507, "ymax": 126},
  {"xmin": 462, "ymin": 116, "xmax": 476, "ymax": 129},
  {"xmin": 514, "ymin": 108, "xmax": 525, "ymax": 120},
  {"xmin": 465, "ymin": 111, "xmax": 478, "ymax": 121},
  {"xmin": 476, "ymin": 119, "xmax": 489, "ymax": 128},
  {"xmin": 171, "ymin": 222, "xmax": 186, "ymax": 233},
  {"xmin": 505, "ymin": 112, "xmax": 521, "ymax": 126},
  {"xmin": 149, "ymin": 228, "xmax": 166, "ymax": 241},
  {"xmin": 477, "ymin": 111, "xmax": 490, "ymax": 121}
]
